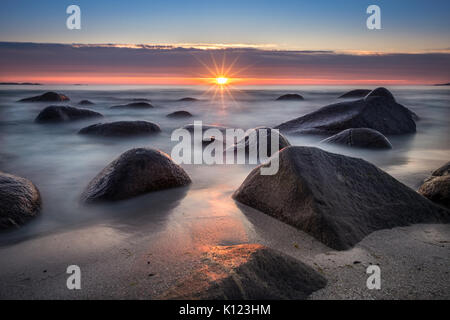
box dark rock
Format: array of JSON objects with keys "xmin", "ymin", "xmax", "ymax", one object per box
[
  {"xmin": 418, "ymin": 162, "xmax": 450, "ymax": 208},
  {"xmin": 131, "ymin": 98, "xmax": 151, "ymax": 102},
  {"xmin": 320, "ymin": 128, "xmax": 392, "ymax": 149},
  {"xmin": 78, "ymin": 100, "xmax": 94, "ymax": 105},
  {"xmin": 226, "ymin": 127, "xmax": 291, "ymax": 158},
  {"xmin": 81, "ymin": 148, "xmax": 191, "ymax": 203},
  {"xmin": 338, "ymin": 89, "xmax": 371, "ymax": 99},
  {"xmin": 110, "ymin": 102, "xmax": 154, "ymax": 109},
  {"xmin": 19, "ymin": 91, "xmax": 70, "ymax": 102},
  {"xmin": 178, "ymin": 97, "xmax": 198, "ymax": 102},
  {"xmin": 79, "ymin": 121, "xmax": 161, "ymax": 137},
  {"xmin": 0, "ymin": 172, "xmax": 41, "ymax": 229},
  {"xmin": 160, "ymin": 244, "xmax": 326, "ymax": 299},
  {"xmin": 276, "ymin": 93, "xmax": 304, "ymax": 101},
  {"xmin": 233, "ymin": 146, "xmax": 448, "ymax": 250},
  {"xmin": 166, "ymin": 111, "xmax": 193, "ymax": 118},
  {"xmin": 275, "ymin": 87, "xmax": 416, "ymax": 135},
  {"xmin": 35, "ymin": 106, "xmax": 103, "ymax": 123}
]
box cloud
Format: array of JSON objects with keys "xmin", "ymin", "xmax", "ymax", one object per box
[{"xmin": 0, "ymin": 42, "xmax": 449, "ymax": 84}]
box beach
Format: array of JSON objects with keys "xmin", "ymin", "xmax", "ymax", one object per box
[{"xmin": 0, "ymin": 85, "xmax": 449, "ymax": 299}]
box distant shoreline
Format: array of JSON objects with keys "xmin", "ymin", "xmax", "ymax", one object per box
[{"xmin": 0, "ymin": 82, "xmax": 42, "ymax": 85}]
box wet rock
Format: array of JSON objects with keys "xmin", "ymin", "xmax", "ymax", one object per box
[
  {"xmin": 110, "ymin": 102, "xmax": 154, "ymax": 109},
  {"xmin": 226, "ymin": 127, "xmax": 291, "ymax": 159},
  {"xmin": 81, "ymin": 148, "xmax": 191, "ymax": 203},
  {"xmin": 418, "ymin": 162, "xmax": 450, "ymax": 208},
  {"xmin": 338, "ymin": 89, "xmax": 371, "ymax": 99},
  {"xmin": 275, "ymin": 87, "xmax": 417, "ymax": 135},
  {"xmin": 19, "ymin": 91, "xmax": 70, "ymax": 102},
  {"xmin": 78, "ymin": 100, "xmax": 94, "ymax": 105},
  {"xmin": 178, "ymin": 97, "xmax": 198, "ymax": 102},
  {"xmin": 0, "ymin": 172, "xmax": 41, "ymax": 229},
  {"xmin": 131, "ymin": 98, "xmax": 151, "ymax": 102},
  {"xmin": 276, "ymin": 93, "xmax": 304, "ymax": 101},
  {"xmin": 35, "ymin": 106, "xmax": 103, "ymax": 123},
  {"xmin": 79, "ymin": 121, "xmax": 161, "ymax": 137},
  {"xmin": 160, "ymin": 244, "xmax": 326, "ymax": 299},
  {"xmin": 233, "ymin": 146, "xmax": 448, "ymax": 250},
  {"xmin": 166, "ymin": 111, "xmax": 193, "ymax": 118},
  {"xmin": 320, "ymin": 128, "xmax": 392, "ymax": 149}
]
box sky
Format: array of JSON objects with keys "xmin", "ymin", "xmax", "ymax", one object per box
[{"xmin": 0, "ymin": 0, "xmax": 449, "ymax": 85}]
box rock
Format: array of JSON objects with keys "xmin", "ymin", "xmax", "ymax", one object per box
[
  {"xmin": 178, "ymin": 97, "xmax": 198, "ymax": 102},
  {"xmin": 338, "ymin": 89, "xmax": 371, "ymax": 99},
  {"xmin": 276, "ymin": 93, "xmax": 304, "ymax": 101},
  {"xmin": 19, "ymin": 91, "xmax": 70, "ymax": 102},
  {"xmin": 78, "ymin": 100, "xmax": 94, "ymax": 105},
  {"xmin": 131, "ymin": 98, "xmax": 151, "ymax": 102},
  {"xmin": 166, "ymin": 111, "xmax": 193, "ymax": 118},
  {"xmin": 81, "ymin": 148, "xmax": 191, "ymax": 203},
  {"xmin": 110, "ymin": 102, "xmax": 154, "ymax": 109},
  {"xmin": 226, "ymin": 127, "xmax": 291, "ymax": 158},
  {"xmin": 320, "ymin": 128, "xmax": 392, "ymax": 149},
  {"xmin": 418, "ymin": 162, "xmax": 450, "ymax": 208},
  {"xmin": 78, "ymin": 121, "xmax": 161, "ymax": 137},
  {"xmin": 233, "ymin": 146, "xmax": 448, "ymax": 250},
  {"xmin": 275, "ymin": 87, "xmax": 416, "ymax": 135},
  {"xmin": 35, "ymin": 106, "xmax": 103, "ymax": 123},
  {"xmin": 0, "ymin": 172, "xmax": 41, "ymax": 229},
  {"xmin": 159, "ymin": 244, "xmax": 326, "ymax": 299}
]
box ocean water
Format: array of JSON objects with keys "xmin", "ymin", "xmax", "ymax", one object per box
[{"xmin": 0, "ymin": 85, "xmax": 449, "ymax": 246}]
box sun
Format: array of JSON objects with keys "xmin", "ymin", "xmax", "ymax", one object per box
[{"xmin": 215, "ymin": 77, "xmax": 228, "ymax": 85}]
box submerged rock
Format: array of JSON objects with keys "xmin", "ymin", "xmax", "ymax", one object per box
[
  {"xmin": 226, "ymin": 127, "xmax": 291, "ymax": 159},
  {"xmin": 19, "ymin": 91, "xmax": 70, "ymax": 102},
  {"xmin": 160, "ymin": 244, "xmax": 326, "ymax": 299},
  {"xmin": 418, "ymin": 162, "xmax": 450, "ymax": 208},
  {"xmin": 78, "ymin": 100, "xmax": 94, "ymax": 105},
  {"xmin": 276, "ymin": 93, "xmax": 304, "ymax": 101},
  {"xmin": 320, "ymin": 128, "xmax": 392, "ymax": 149},
  {"xmin": 0, "ymin": 172, "xmax": 41, "ymax": 229},
  {"xmin": 35, "ymin": 106, "xmax": 103, "ymax": 123},
  {"xmin": 338, "ymin": 89, "xmax": 371, "ymax": 99},
  {"xmin": 110, "ymin": 102, "xmax": 154, "ymax": 109},
  {"xmin": 275, "ymin": 87, "xmax": 416, "ymax": 135},
  {"xmin": 78, "ymin": 121, "xmax": 161, "ymax": 137},
  {"xmin": 178, "ymin": 97, "xmax": 198, "ymax": 102},
  {"xmin": 166, "ymin": 111, "xmax": 193, "ymax": 118},
  {"xmin": 81, "ymin": 148, "xmax": 191, "ymax": 203},
  {"xmin": 233, "ymin": 146, "xmax": 448, "ymax": 250}
]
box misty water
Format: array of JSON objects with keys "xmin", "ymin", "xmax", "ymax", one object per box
[{"xmin": 0, "ymin": 85, "xmax": 449, "ymax": 247}]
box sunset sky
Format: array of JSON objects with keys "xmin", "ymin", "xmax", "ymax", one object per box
[{"xmin": 0, "ymin": 0, "xmax": 449, "ymax": 85}]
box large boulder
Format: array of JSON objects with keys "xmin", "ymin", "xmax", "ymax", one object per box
[
  {"xmin": 276, "ymin": 93, "xmax": 304, "ymax": 101},
  {"xmin": 275, "ymin": 87, "xmax": 416, "ymax": 135},
  {"xmin": 81, "ymin": 148, "xmax": 191, "ymax": 203},
  {"xmin": 78, "ymin": 121, "xmax": 161, "ymax": 137},
  {"xmin": 233, "ymin": 146, "xmax": 448, "ymax": 250},
  {"xmin": 0, "ymin": 172, "xmax": 41, "ymax": 229},
  {"xmin": 418, "ymin": 162, "xmax": 450, "ymax": 208},
  {"xmin": 159, "ymin": 244, "xmax": 326, "ymax": 299},
  {"xmin": 166, "ymin": 111, "xmax": 193, "ymax": 118},
  {"xmin": 19, "ymin": 91, "xmax": 70, "ymax": 102},
  {"xmin": 110, "ymin": 102, "xmax": 153, "ymax": 109},
  {"xmin": 35, "ymin": 106, "xmax": 103, "ymax": 123},
  {"xmin": 338, "ymin": 89, "xmax": 371, "ymax": 99},
  {"xmin": 320, "ymin": 128, "xmax": 392, "ymax": 149},
  {"xmin": 226, "ymin": 127, "xmax": 291, "ymax": 159}
]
